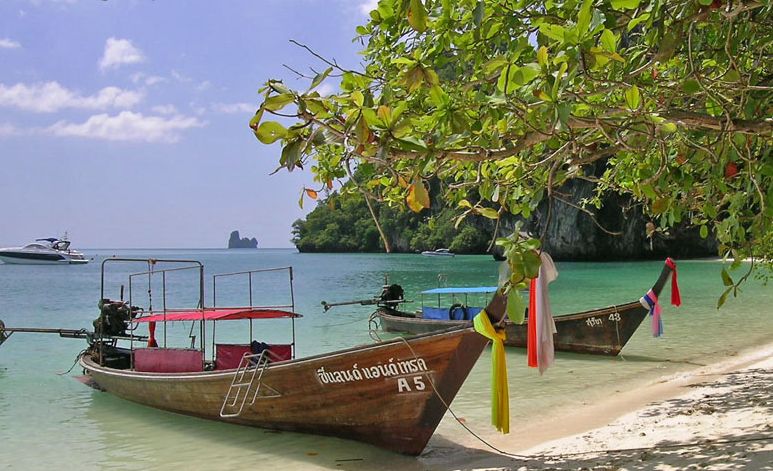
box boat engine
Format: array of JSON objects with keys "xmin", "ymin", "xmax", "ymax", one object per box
[
  {"xmin": 93, "ymin": 299, "xmax": 139, "ymax": 337},
  {"xmin": 379, "ymin": 284, "xmax": 405, "ymax": 305}
]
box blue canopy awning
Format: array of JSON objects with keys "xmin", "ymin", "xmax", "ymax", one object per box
[{"xmin": 421, "ymin": 286, "xmax": 498, "ymax": 295}]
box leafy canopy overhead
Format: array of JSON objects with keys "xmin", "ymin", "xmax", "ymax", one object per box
[{"xmin": 252, "ymin": 0, "xmax": 772, "ymax": 308}]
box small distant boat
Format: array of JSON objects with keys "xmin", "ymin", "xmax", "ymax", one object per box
[
  {"xmin": 0, "ymin": 237, "xmax": 88, "ymax": 265},
  {"xmin": 420, "ymin": 248, "xmax": 455, "ymax": 257}
]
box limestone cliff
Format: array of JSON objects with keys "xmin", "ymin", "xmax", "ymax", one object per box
[{"xmin": 228, "ymin": 231, "xmax": 258, "ymax": 249}]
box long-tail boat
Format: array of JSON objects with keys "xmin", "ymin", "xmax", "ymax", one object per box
[
  {"xmin": 341, "ymin": 259, "xmax": 678, "ymax": 356},
  {"xmin": 0, "ymin": 257, "xmax": 676, "ymax": 455},
  {"xmin": 0, "ymin": 257, "xmax": 508, "ymax": 455}
]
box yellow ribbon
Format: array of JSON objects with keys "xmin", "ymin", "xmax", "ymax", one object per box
[{"xmin": 473, "ymin": 309, "xmax": 509, "ymax": 434}]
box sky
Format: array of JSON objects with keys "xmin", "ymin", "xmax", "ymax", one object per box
[{"xmin": 0, "ymin": 0, "xmax": 378, "ymax": 248}]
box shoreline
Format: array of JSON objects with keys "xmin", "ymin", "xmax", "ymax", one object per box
[{"xmin": 418, "ymin": 342, "xmax": 773, "ymax": 470}]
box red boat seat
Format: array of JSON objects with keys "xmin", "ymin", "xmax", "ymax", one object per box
[
  {"xmin": 215, "ymin": 344, "xmax": 252, "ymax": 370},
  {"xmin": 215, "ymin": 343, "xmax": 293, "ymax": 370},
  {"xmin": 134, "ymin": 348, "xmax": 203, "ymax": 373},
  {"xmin": 267, "ymin": 344, "xmax": 292, "ymax": 362}
]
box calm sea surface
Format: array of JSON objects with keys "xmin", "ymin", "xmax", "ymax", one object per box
[{"xmin": 0, "ymin": 249, "xmax": 770, "ymax": 470}]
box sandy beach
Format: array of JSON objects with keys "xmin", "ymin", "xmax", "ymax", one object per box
[{"xmin": 420, "ymin": 343, "xmax": 773, "ymax": 470}]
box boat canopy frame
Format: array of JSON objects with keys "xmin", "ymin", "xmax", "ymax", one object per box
[{"xmin": 97, "ymin": 258, "xmax": 298, "ymax": 369}]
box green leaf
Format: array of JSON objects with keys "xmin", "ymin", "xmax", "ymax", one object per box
[
  {"xmin": 539, "ymin": 23, "xmax": 566, "ymax": 42},
  {"xmin": 611, "ymin": 0, "xmax": 640, "ymax": 10},
  {"xmin": 625, "ymin": 85, "xmax": 641, "ymax": 110},
  {"xmin": 263, "ymin": 93, "xmax": 294, "ymax": 111},
  {"xmin": 513, "ymin": 63, "xmax": 541, "ymax": 86},
  {"xmin": 501, "ymin": 63, "xmax": 542, "ymax": 93},
  {"xmin": 361, "ymin": 108, "xmax": 384, "ymax": 128},
  {"xmin": 351, "ymin": 90, "xmax": 365, "ymax": 108},
  {"xmin": 522, "ymin": 250, "xmax": 541, "ymax": 279},
  {"xmin": 706, "ymin": 99, "xmax": 723, "ymax": 117},
  {"xmin": 393, "ymin": 136, "xmax": 427, "ymax": 151},
  {"xmin": 537, "ymin": 46, "xmax": 548, "ymax": 67},
  {"xmin": 408, "ymin": 0, "xmax": 428, "ymax": 33},
  {"xmin": 721, "ymin": 268, "xmax": 734, "ymax": 287},
  {"xmin": 577, "ymin": 0, "xmax": 593, "ymax": 34},
  {"xmin": 391, "ymin": 57, "xmax": 417, "ymax": 66},
  {"xmin": 700, "ymin": 225, "xmax": 709, "ymax": 239},
  {"xmin": 256, "ymin": 121, "xmax": 287, "ymax": 144},
  {"xmin": 249, "ymin": 107, "xmax": 264, "ymax": 132},
  {"xmin": 478, "ymin": 207, "xmax": 499, "ymax": 219},
  {"xmin": 682, "ymin": 79, "xmax": 701, "ymax": 94},
  {"xmin": 309, "ymin": 67, "xmax": 333, "ymax": 90},
  {"xmin": 506, "ymin": 289, "xmax": 526, "ymax": 324},
  {"xmin": 473, "ymin": 1, "xmax": 485, "ymax": 26},
  {"xmin": 599, "ymin": 29, "xmax": 617, "ymax": 53},
  {"xmin": 484, "ymin": 56, "xmax": 509, "ymax": 76},
  {"xmin": 659, "ymin": 122, "xmax": 677, "ymax": 134},
  {"xmin": 627, "ymin": 13, "xmax": 650, "ymax": 31},
  {"xmin": 717, "ymin": 287, "xmax": 733, "ymax": 309},
  {"xmin": 280, "ymin": 140, "xmax": 301, "ymax": 170},
  {"xmin": 725, "ymin": 69, "xmax": 741, "ymax": 82}
]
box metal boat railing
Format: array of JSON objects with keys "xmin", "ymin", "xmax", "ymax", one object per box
[{"xmin": 212, "ymin": 267, "xmax": 296, "ymax": 360}]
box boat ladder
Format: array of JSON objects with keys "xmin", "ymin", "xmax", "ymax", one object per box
[{"xmin": 219, "ymin": 351, "xmax": 270, "ymax": 418}]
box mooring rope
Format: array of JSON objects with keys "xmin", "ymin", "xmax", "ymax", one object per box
[
  {"xmin": 58, "ymin": 349, "xmax": 87, "ymax": 376},
  {"xmin": 394, "ymin": 335, "xmax": 773, "ymax": 463}
]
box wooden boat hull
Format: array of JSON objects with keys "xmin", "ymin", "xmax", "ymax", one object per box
[
  {"xmin": 79, "ymin": 327, "xmax": 488, "ymax": 455},
  {"xmin": 377, "ymin": 301, "xmax": 648, "ymax": 356}
]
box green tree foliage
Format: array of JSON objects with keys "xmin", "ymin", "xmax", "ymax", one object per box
[
  {"xmin": 293, "ymin": 190, "xmax": 493, "ymax": 253},
  {"xmin": 254, "ymin": 0, "xmax": 771, "ymax": 306}
]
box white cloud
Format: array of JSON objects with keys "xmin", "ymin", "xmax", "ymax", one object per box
[
  {"xmin": 0, "ymin": 123, "xmax": 22, "ymax": 137},
  {"xmin": 130, "ymin": 72, "xmax": 166, "ymax": 86},
  {"xmin": 47, "ymin": 111, "xmax": 205, "ymax": 143},
  {"xmin": 0, "ymin": 38, "xmax": 21, "ymax": 49},
  {"xmin": 211, "ymin": 102, "xmax": 253, "ymax": 114},
  {"xmin": 0, "ymin": 81, "xmax": 143, "ymax": 112},
  {"xmin": 152, "ymin": 104, "xmax": 178, "ymax": 115},
  {"xmin": 99, "ymin": 38, "xmax": 145, "ymax": 71},
  {"xmin": 171, "ymin": 70, "xmax": 192, "ymax": 83},
  {"xmin": 359, "ymin": 0, "xmax": 378, "ymax": 15}
]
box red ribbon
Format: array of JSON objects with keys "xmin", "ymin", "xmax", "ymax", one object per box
[
  {"xmin": 665, "ymin": 258, "xmax": 681, "ymax": 307},
  {"xmin": 527, "ymin": 278, "xmax": 538, "ymax": 368}
]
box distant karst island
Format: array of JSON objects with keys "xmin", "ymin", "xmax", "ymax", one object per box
[{"xmin": 228, "ymin": 230, "xmax": 258, "ymax": 249}]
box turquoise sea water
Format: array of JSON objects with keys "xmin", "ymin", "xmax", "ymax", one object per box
[{"xmin": 0, "ymin": 249, "xmax": 771, "ymax": 470}]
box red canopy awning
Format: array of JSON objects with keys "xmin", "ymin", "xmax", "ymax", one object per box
[{"xmin": 135, "ymin": 307, "xmax": 301, "ymax": 323}]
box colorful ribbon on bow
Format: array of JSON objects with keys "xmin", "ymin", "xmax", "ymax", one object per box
[
  {"xmin": 640, "ymin": 289, "xmax": 664, "ymax": 337},
  {"xmin": 473, "ymin": 309, "xmax": 509, "ymax": 434},
  {"xmin": 665, "ymin": 257, "xmax": 681, "ymax": 307}
]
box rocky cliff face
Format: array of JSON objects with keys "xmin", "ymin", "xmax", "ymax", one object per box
[
  {"xmin": 495, "ymin": 164, "xmax": 717, "ymax": 260},
  {"xmin": 228, "ymin": 230, "xmax": 258, "ymax": 249}
]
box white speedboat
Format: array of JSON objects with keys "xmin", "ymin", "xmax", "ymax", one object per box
[
  {"xmin": 0, "ymin": 238, "xmax": 89, "ymax": 264},
  {"xmin": 420, "ymin": 248, "xmax": 455, "ymax": 257}
]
